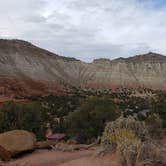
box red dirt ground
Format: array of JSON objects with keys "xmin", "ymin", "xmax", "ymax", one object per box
[{"xmin": 2, "ymin": 149, "xmax": 117, "ymax": 166}]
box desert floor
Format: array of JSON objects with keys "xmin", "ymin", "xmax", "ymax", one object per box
[{"xmin": 2, "ymin": 149, "xmax": 117, "ymax": 166}]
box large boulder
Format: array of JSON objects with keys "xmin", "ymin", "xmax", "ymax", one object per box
[{"xmin": 0, "ymin": 130, "xmax": 36, "ymax": 159}]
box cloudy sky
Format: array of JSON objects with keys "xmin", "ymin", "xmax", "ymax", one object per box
[{"xmin": 0, "ymin": 0, "xmax": 166, "ymax": 61}]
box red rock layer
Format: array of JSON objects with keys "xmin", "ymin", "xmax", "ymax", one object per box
[{"xmin": 0, "ymin": 76, "xmax": 66, "ymax": 98}]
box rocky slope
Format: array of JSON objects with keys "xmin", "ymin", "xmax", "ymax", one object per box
[{"xmin": 0, "ymin": 39, "xmax": 166, "ymax": 98}]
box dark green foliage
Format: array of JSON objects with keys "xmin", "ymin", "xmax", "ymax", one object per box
[
  {"xmin": 119, "ymin": 96, "xmax": 150, "ymax": 118},
  {"xmin": 38, "ymin": 95, "xmax": 83, "ymax": 133},
  {"xmin": 41, "ymin": 95, "xmax": 81, "ymax": 117},
  {"xmin": 151, "ymin": 92, "xmax": 166, "ymax": 128},
  {"xmin": 0, "ymin": 102, "xmax": 49, "ymax": 140},
  {"xmin": 0, "ymin": 88, "xmax": 165, "ymax": 144},
  {"xmin": 64, "ymin": 96, "xmax": 121, "ymax": 143}
]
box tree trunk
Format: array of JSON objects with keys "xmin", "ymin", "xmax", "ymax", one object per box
[{"xmin": 36, "ymin": 140, "xmax": 57, "ymax": 149}]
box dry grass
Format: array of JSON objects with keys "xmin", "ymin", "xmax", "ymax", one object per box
[
  {"xmin": 136, "ymin": 141, "xmax": 166, "ymax": 166},
  {"xmin": 116, "ymin": 138, "xmax": 141, "ymax": 166},
  {"xmin": 101, "ymin": 116, "xmax": 148, "ymax": 150},
  {"xmin": 101, "ymin": 116, "xmax": 166, "ymax": 166}
]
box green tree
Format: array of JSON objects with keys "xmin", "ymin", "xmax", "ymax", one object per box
[
  {"xmin": 64, "ymin": 96, "xmax": 121, "ymax": 143},
  {"xmin": 0, "ymin": 102, "xmax": 49, "ymax": 140}
]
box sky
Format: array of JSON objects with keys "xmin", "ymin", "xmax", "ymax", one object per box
[{"xmin": 0, "ymin": 0, "xmax": 166, "ymax": 62}]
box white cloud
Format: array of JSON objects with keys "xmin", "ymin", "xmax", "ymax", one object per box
[{"xmin": 0, "ymin": 0, "xmax": 166, "ymax": 61}]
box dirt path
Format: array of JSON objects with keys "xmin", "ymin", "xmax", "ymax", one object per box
[
  {"xmin": 2, "ymin": 149, "xmax": 117, "ymax": 166},
  {"xmin": 59, "ymin": 153, "xmax": 117, "ymax": 166}
]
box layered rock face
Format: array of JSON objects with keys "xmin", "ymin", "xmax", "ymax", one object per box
[{"xmin": 0, "ymin": 39, "xmax": 166, "ymax": 98}]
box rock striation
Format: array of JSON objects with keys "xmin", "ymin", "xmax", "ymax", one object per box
[{"xmin": 0, "ymin": 39, "xmax": 166, "ymax": 98}]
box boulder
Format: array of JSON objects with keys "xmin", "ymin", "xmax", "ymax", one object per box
[{"xmin": 0, "ymin": 130, "xmax": 36, "ymax": 158}]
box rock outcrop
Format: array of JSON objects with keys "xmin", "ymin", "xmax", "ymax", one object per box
[
  {"xmin": 0, "ymin": 39, "xmax": 166, "ymax": 98},
  {"xmin": 0, "ymin": 130, "xmax": 36, "ymax": 159}
]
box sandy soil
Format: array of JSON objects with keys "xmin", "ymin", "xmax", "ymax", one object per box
[
  {"xmin": 2, "ymin": 149, "xmax": 117, "ymax": 166},
  {"xmin": 59, "ymin": 153, "xmax": 117, "ymax": 166}
]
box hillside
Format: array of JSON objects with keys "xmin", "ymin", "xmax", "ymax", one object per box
[{"xmin": 0, "ymin": 39, "xmax": 166, "ymax": 98}]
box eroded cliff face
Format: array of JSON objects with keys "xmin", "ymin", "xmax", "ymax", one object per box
[{"xmin": 0, "ymin": 39, "xmax": 166, "ymax": 98}]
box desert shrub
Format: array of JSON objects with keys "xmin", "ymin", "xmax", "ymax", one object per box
[
  {"xmin": 145, "ymin": 113, "xmax": 162, "ymax": 128},
  {"xmin": 40, "ymin": 95, "xmax": 82, "ymax": 118},
  {"xmin": 0, "ymin": 102, "xmax": 49, "ymax": 140},
  {"xmin": 145, "ymin": 114, "xmax": 163, "ymax": 138},
  {"xmin": 116, "ymin": 139, "xmax": 166, "ymax": 166},
  {"xmin": 107, "ymin": 117, "xmax": 166, "ymax": 166},
  {"xmin": 151, "ymin": 92, "xmax": 166, "ymax": 128},
  {"xmin": 101, "ymin": 116, "xmax": 148, "ymax": 149},
  {"xmin": 64, "ymin": 96, "xmax": 121, "ymax": 143},
  {"xmin": 107, "ymin": 128, "xmax": 137, "ymax": 145},
  {"xmin": 116, "ymin": 138, "xmax": 141, "ymax": 166},
  {"xmin": 119, "ymin": 97, "xmax": 150, "ymax": 118},
  {"xmin": 136, "ymin": 141, "xmax": 166, "ymax": 166},
  {"xmin": 28, "ymin": 95, "xmax": 83, "ymax": 134}
]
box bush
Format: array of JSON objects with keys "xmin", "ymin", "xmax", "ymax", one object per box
[
  {"xmin": 102, "ymin": 116, "xmax": 166, "ymax": 166},
  {"xmin": 0, "ymin": 102, "xmax": 49, "ymax": 140},
  {"xmin": 107, "ymin": 128, "xmax": 137, "ymax": 145},
  {"xmin": 64, "ymin": 96, "xmax": 121, "ymax": 143},
  {"xmin": 145, "ymin": 114, "xmax": 163, "ymax": 138},
  {"xmin": 151, "ymin": 92, "xmax": 166, "ymax": 128},
  {"xmin": 101, "ymin": 116, "xmax": 148, "ymax": 149},
  {"xmin": 145, "ymin": 114, "xmax": 162, "ymax": 128},
  {"xmin": 117, "ymin": 139, "xmax": 166, "ymax": 166},
  {"xmin": 116, "ymin": 138, "xmax": 141, "ymax": 166},
  {"xmin": 136, "ymin": 141, "xmax": 166, "ymax": 166}
]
